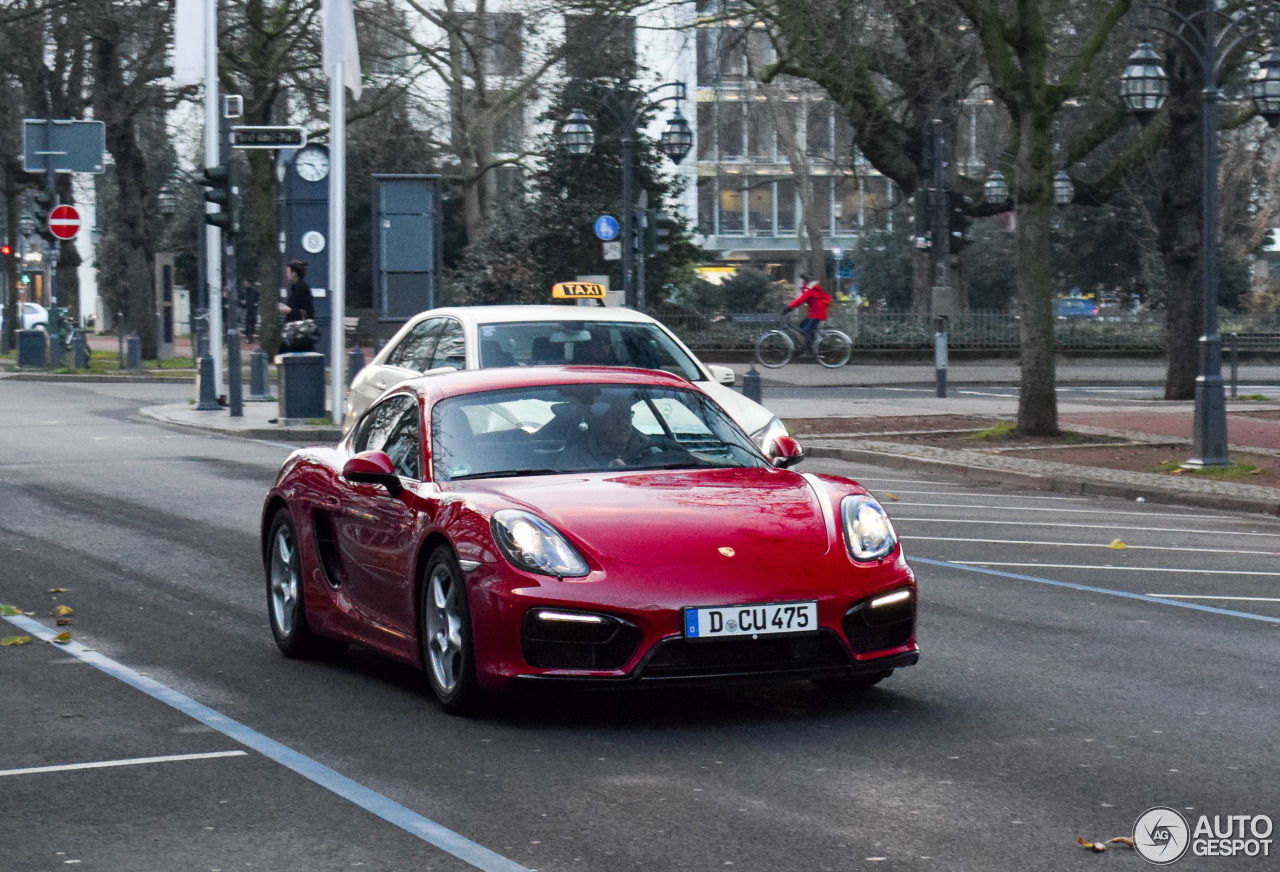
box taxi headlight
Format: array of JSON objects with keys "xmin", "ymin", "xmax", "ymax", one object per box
[
  {"xmin": 491, "ymin": 510, "xmax": 590, "ymax": 578},
  {"xmin": 841, "ymin": 495, "xmax": 898, "ymax": 562},
  {"xmin": 751, "ymin": 416, "xmax": 789, "ymax": 454}
]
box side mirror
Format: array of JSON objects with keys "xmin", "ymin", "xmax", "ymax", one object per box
[
  {"xmin": 343, "ymin": 450, "xmax": 403, "ymax": 496},
  {"xmin": 769, "ymin": 435, "xmax": 804, "ymax": 469},
  {"xmin": 707, "ymin": 364, "xmax": 737, "ymax": 386}
]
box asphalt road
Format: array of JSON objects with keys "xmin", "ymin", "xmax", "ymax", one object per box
[{"xmin": 3, "ymin": 380, "xmax": 1279, "ymax": 871}]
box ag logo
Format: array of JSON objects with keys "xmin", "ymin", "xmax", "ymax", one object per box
[{"xmin": 1134, "ymin": 807, "xmax": 1190, "ymax": 865}]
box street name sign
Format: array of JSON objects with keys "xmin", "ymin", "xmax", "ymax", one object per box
[
  {"xmin": 230, "ymin": 126, "xmax": 307, "ymax": 149},
  {"xmin": 23, "ymin": 119, "xmax": 106, "ymax": 174}
]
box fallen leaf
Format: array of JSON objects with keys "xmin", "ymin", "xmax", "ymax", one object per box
[
  {"xmin": 1078, "ymin": 837, "xmax": 1106, "ymax": 853},
  {"xmin": 0, "ymin": 604, "xmax": 22, "ymax": 616},
  {"xmin": 53, "ymin": 605, "xmax": 73, "ymax": 617},
  {"xmin": 1107, "ymin": 837, "xmax": 1136, "ymax": 849},
  {"xmin": 1108, "ymin": 539, "xmax": 1127, "ymax": 549},
  {"xmin": 1, "ymin": 635, "xmax": 33, "ymax": 647},
  {"xmin": 51, "ymin": 632, "xmax": 72, "ymax": 644},
  {"xmin": 56, "ymin": 617, "xmax": 72, "ymax": 626},
  {"xmin": 883, "ymin": 492, "xmax": 899, "ymax": 501},
  {"xmin": 48, "ymin": 588, "xmax": 67, "ymax": 593}
]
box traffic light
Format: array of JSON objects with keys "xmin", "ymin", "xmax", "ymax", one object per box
[
  {"xmin": 650, "ymin": 211, "xmax": 675, "ymax": 254},
  {"xmin": 31, "ymin": 189, "xmax": 57, "ymax": 245},
  {"xmin": 197, "ymin": 165, "xmax": 236, "ymax": 233},
  {"xmin": 0, "ymin": 245, "xmax": 11, "ymax": 257}
]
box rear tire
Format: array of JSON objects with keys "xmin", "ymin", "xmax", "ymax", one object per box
[
  {"xmin": 266, "ymin": 508, "xmax": 346, "ymax": 658},
  {"xmin": 755, "ymin": 330, "xmax": 793, "ymax": 368},
  {"xmin": 420, "ymin": 545, "xmax": 482, "ymax": 715},
  {"xmin": 814, "ymin": 329, "xmax": 852, "ymax": 369}
]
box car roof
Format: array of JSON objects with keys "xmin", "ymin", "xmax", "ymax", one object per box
[
  {"xmin": 415, "ymin": 305, "xmax": 660, "ymax": 326},
  {"xmin": 400, "ymin": 366, "xmax": 695, "ymax": 404}
]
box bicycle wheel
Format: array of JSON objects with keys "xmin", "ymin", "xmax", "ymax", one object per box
[
  {"xmin": 814, "ymin": 329, "xmax": 852, "ymax": 369},
  {"xmin": 755, "ymin": 330, "xmax": 794, "ymax": 368}
]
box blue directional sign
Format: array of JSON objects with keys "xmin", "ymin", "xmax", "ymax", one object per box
[{"xmin": 594, "ymin": 215, "xmax": 620, "ymax": 241}]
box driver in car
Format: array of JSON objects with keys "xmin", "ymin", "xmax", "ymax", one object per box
[{"xmin": 559, "ymin": 396, "xmax": 672, "ymax": 470}]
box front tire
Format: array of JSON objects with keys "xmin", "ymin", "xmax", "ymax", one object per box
[
  {"xmin": 755, "ymin": 330, "xmax": 794, "ymax": 368},
  {"xmin": 267, "ymin": 508, "xmax": 345, "ymax": 658},
  {"xmin": 420, "ymin": 545, "xmax": 482, "ymax": 715},
  {"xmin": 814, "ymin": 329, "xmax": 852, "ymax": 368}
]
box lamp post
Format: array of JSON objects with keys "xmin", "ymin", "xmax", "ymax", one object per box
[
  {"xmin": 1120, "ymin": 3, "xmax": 1280, "ymax": 468},
  {"xmin": 559, "ymin": 82, "xmax": 692, "ymax": 310}
]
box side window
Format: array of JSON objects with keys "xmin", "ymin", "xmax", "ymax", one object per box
[
  {"xmin": 388, "ymin": 318, "xmax": 443, "ymax": 371},
  {"xmin": 352, "ymin": 394, "xmax": 415, "ymax": 455},
  {"xmin": 381, "ymin": 405, "xmax": 423, "ymax": 480},
  {"xmin": 429, "ymin": 319, "xmax": 466, "ymax": 371}
]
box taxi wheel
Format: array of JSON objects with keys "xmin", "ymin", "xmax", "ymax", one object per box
[
  {"xmin": 420, "ymin": 545, "xmax": 482, "ymax": 715},
  {"xmin": 266, "ymin": 508, "xmax": 346, "ymax": 659}
]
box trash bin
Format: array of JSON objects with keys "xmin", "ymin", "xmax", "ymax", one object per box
[
  {"xmin": 275, "ymin": 352, "xmax": 327, "ymax": 423},
  {"xmin": 17, "ymin": 329, "xmax": 49, "ymax": 368}
]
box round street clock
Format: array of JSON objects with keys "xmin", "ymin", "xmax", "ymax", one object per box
[
  {"xmin": 301, "ymin": 230, "xmax": 326, "ymax": 254},
  {"xmin": 294, "ymin": 145, "xmax": 330, "ymax": 182}
]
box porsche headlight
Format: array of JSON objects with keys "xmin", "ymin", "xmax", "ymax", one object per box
[
  {"xmin": 491, "ymin": 510, "xmax": 590, "ymax": 578},
  {"xmin": 841, "ymin": 495, "xmax": 898, "ymax": 562},
  {"xmin": 751, "ymin": 416, "xmax": 789, "ymax": 454}
]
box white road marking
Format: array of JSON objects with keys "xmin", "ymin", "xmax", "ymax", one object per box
[
  {"xmin": 903, "ymin": 535, "xmax": 1280, "ymax": 557},
  {"xmin": 1147, "ymin": 595, "xmax": 1280, "ymax": 602},
  {"xmin": 898, "ymin": 502, "xmax": 1239, "ymax": 520},
  {"xmin": 952, "ymin": 561, "xmax": 1280, "ymax": 576},
  {"xmin": 0, "ymin": 751, "xmax": 247, "ymax": 778},
  {"xmin": 893, "ymin": 518, "xmax": 1280, "ymax": 538},
  {"xmin": 874, "ymin": 490, "xmax": 1091, "ymax": 502}
]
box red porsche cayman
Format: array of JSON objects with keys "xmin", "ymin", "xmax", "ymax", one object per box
[{"xmin": 262, "ymin": 367, "xmax": 918, "ymax": 713}]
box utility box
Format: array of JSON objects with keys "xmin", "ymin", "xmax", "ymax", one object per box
[
  {"xmin": 372, "ymin": 174, "xmax": 441, "ymax": 326},
  {"xmin": 275, "ymin": 352, "xmax": 327, "ymax": 423},
  {"xmin": 17, "ymin": 329, "xmax": 48, "ymax": 368}
]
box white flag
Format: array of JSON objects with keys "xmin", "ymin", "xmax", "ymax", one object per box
[
  {"xmin": 172, "ymin": 0, "xmax": 205, "ymax": 87},
  {"xmin": 323, "ymin": 0, "xmax": 363, "ymax": 101}
]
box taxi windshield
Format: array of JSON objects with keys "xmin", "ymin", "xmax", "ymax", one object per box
[
  {"xmin": 432, "ymin": 384, "xmax": 768, "ymax": 481},
  {"xmin": 475, "ymin": 321, "xmax": 704, "ymax": 381}
]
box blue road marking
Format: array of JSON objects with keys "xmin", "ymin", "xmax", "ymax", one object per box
[
  {"xmin": 1, "ymin": 613, "xmax": 529, "ymax": 872},
  {"xmin": 911, "ymin": 557, "xmax": 1280, "ymax": 625}
]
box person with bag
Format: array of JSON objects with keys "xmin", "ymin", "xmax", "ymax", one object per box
[
  {"xmin": 277, "ymin": 260, "xmax": 318, "ymax": 352},
  {"xmin": 786, "ymin": 272, "xmax": 832, "ymax": 357}
]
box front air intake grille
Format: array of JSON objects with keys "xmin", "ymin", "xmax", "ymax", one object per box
[
  {"xmin": 641, "ymin": 630, "xmax": 851, "ymax": 679},
  {"xmin": 522, "ymin": 610, "xmax": 641, "ymax": 670},
  {"xmin": 842, "ymin": 594, "xmax": 915, "ymax": 654}
]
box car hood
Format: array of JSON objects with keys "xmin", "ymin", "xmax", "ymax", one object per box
[{"xmin": 479, "ymin": 468, "xmax": 831, "ymax": 567}]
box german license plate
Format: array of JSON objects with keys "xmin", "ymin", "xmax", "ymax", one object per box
[{"xmin": 684, "ymin": 601, "xmax": 818, "ymax": 639}]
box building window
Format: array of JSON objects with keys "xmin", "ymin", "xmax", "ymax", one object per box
[
  {"xmin": 776, "ymin": 178, "xmax": 796, "ymax": 232},
  {"xmin": 835, "ymin": 176, "xmax": 860, "ymax": 233},
  {"xmin": 493, "ymin": 166, "xmax": 523, "ymax": 204},
  {"xmin": 698, "ymin": 177, "xmax": 716, "ymax": 235},
  {"xmin": 565, "ymin": 15, "xmax": 635, "ymax": 80},
  {"xmin": 806, "ymin": 100, "xmax": 833, "ymax": 161},
  {"xmin": 804, "ymin": 177, "xmax": 832, "ymax": 234},
  {"xmin": 696, "ymin": 103, "xmax": 715, "ymax": 161},
  {"xmin": 469, "ymin": 13, "xmax": 523, "ymax": 78},
  {"xmin": 719, "ymin": 176, "xmax": 745, "ymax": 234},
  {"xmin": 748, "ymin": 180, "xmax": 773, "ymax": 234},
  {"xmin": 718, "ymin": 102, "xmax": 745, "ymax": 160},
  {"xmin": 696, "ymin": 27, "xmax": 746, "ymax": 86},
  {"xmin": 492, "ymin": 98, "xmax": 523, "ymax": 153},
  {"xmin": 747, "ymin": 102, "xmax": 774, "ymax": 160}
]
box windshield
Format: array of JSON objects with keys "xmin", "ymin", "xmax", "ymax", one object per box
[
  {"xmin": 476, "ymin": 320, "xmax": 704, "ymax": 381},
  {"xmin": 432, "ymin": 384, "xmax": 768, "ymax": 481}
]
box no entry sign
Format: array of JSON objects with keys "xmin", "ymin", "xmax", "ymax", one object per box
[{"xmin": 48, "ymin": 205, "xmax": 81, "ymax": 240}]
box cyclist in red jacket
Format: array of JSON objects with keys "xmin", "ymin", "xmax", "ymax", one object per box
[{"xmin": 787, "ymin": 273, "xmax": 832, "ymax": 357}]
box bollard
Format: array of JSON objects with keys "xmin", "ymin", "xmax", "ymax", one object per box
[
  {"xmin": 742, "ymin": 365, "xmax": 763, "ymax": 405},
  {"xmin": 126, "ymin": 333, "xmax": 142, "ymax": 370},
  {"xmin": 196, "ymin": 353, "xmax": 220, "ymax": 410},
  {"xmin": 934, "ymin": 317, "xmax": 949, "ymax": 399},
  {"xmin": 17, "ymin": 329, "xmax": 48, "ymax": 368},
  {"xmin": 73, "ymin": 331, "xmax": 90, "ymax": 369},
  {"xmin": 248, "ymin": 350, "xmax": 273, "ymax": 400},
  {"xmin": 347, "ymin": 346, "xmax": 366, "ymax": 385},
  {"xmin": 49, "ymin": 333, "xmax": 64, "ymax": 368},
  {"xmin": 227, "ymin": 328, "xmax": 243, "ymax": 418},
  {"xmin": 1229, "ymin": 332, "xmax": 1239, "ymax": 400},
  {"xmin": 0, "ymin": 326, "xmax": 8, "ymax": 354}
]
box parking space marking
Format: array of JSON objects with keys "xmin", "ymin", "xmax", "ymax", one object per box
[
  {"xmin": 952, "ymin": 561, "xmax": 1280, "ymax": 576},
  {"xmin": 904, "ymin": 536, "xmax": 1280, "ymax": 557},
  {"xmin": 1147, "ymin": 595, "xmax": 1280, "ymax": 602},
  {"xmin": 0, "ymin": 751, "xmax": 248, "ymax": 778},
  {"xmin": 1, "ymin": 613, "xmax": 530, "ymax": 872},
  {"xmin": 899, "ymin": 502, "xmax": 1240, "ymax": 520},
  {"xmin": 893, "ymin": 518, "xmax": 1280, "ymax": 538},
  {"xmin": 873, "ymin": 491, "xmax": 1092, "ymax": 502},
  {"xmin": 910, "ymin": 557, "xmax": 1280, "ymax": 625}
]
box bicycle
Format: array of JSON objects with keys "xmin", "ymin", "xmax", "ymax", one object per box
[{"xmin": 754, "ymin": 315, "xmax": 852, "ymax": 369}]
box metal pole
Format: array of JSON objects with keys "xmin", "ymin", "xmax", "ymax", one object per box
[
  {"xmin": 329, "ymin": 60, "xmax": 347, "ymax": 427},
  {"xmin": 1186, "ymin": 33, "xmax": 1230, "ymax": 468},
  {"xmin": 930, "ymin": 119, "xmax": 949, "ymax": 318},
  {"xmin": 621, "ymin": 98, "xmax": 635, "ymax": 310},
  {"xmin": 935, "ymin": 316, "xmax": 949, "ymax": 398},
  {"xmin": 1229, "ymin": 332, "xmax": 1239, "ymax": 399},
  {"xmin": 204, "ymin": 0, "xmax": 224, "ymax": 395}
]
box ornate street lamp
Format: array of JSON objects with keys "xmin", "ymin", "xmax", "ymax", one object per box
[
  {"xmin": 983, "ymin": 169, "xmax": 1009, "ymax": 205},
  {"xmin": 558, "ymin": 108, "xmax": 596, "ymax": 156},
  {"xmin": 1053, "ymin": 170, "xmax": 1074, "ymax": 206},
  {"xmin": 1119, "ymin": 42, "xmax": 1169, "ymax": 124},
  {"xmin": 1249, "ymin": 47, "xmax": 1280, "ymax": 126},
  {"xmin": 158, "ymin": 185, "xmax": 177, "ymax": 217},
  {"xmin": 659, "ymin": 108, "xmax": 694, "ymax": 164}
]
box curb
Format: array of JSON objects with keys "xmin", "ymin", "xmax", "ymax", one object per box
[
  {"xmin": 806, "ymin": 444, "xmax": 1280, "ymax": 518},
  {"xmin": 138, "ymin": 406, "xmax": 343, "ymax": 444},
  {"xmin": 3, "ymin": 371, "xmax": 195, "ymax": 383}
]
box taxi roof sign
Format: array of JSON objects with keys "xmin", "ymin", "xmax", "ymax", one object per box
[{"xmin": 552, "ymin": 282, "xmax": 607, "ymax": 300}]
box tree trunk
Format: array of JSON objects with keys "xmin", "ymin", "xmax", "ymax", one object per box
[
  {"xmin": 55, "ymin": 173, "xmax": 81, "ymax": 322},
  {"xmin": 1012, "ymin": 114, "xmax": 1058, "ymax": 436},
  {"xmin": 247, "ymin": 149, "xmax": 281, "ymax": 356}
]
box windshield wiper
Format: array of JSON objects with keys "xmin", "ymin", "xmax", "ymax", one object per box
[{"xmin": 449, "ymin": 468, "xmax": 562, "ymax": 481}]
